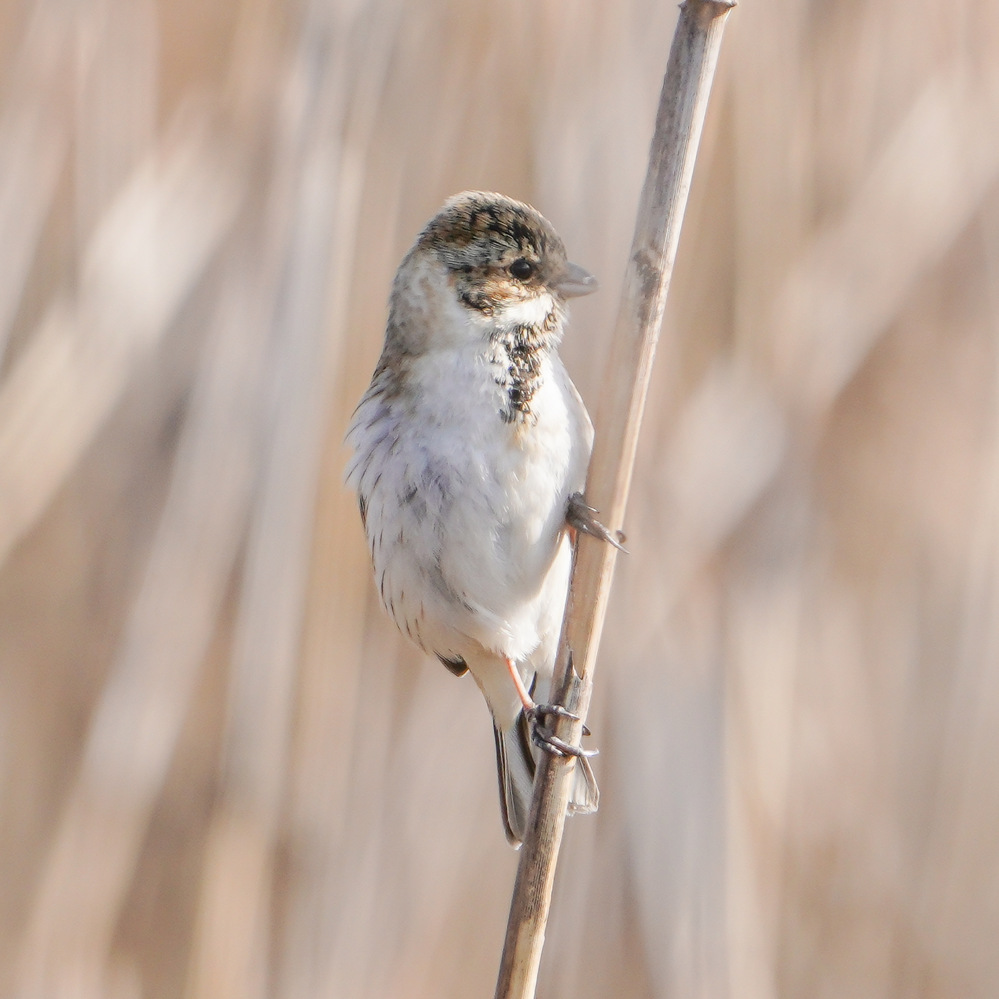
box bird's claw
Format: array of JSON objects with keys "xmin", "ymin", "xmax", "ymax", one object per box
[
  {"xmin": 566, "ymin": 492, "xmax": 628, "ymax": 552},
  {"xmin": 526, "ymin": 703, "xmax": 599, "ymax": 759}
]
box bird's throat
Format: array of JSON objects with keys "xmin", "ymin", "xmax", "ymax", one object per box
[{"xmin": 491, "ymin": 309, "xmax": 560, "ymax": 425}]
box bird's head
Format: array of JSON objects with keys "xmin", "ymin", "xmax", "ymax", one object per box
[
  {"xmin": 385, "ymin": 192, "xmax": 596, "ymax": 357},
  {"xmin": 418, "ymin": 191, "xmax": 597, "ymax": 316}
]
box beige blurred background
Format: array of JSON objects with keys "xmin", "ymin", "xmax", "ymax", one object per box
[{"xmin": 2, "ymin": 0, "xmax": 998, "ymax": 996}]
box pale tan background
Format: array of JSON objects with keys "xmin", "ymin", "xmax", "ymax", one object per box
[{"xmin": 2, "ymin": 0, "xmax": 999, "ymax": 997}]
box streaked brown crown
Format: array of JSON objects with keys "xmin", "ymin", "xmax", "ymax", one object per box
[{"xmin": 418, "ymin": 191, "xmax": 569, "ymax": 312}]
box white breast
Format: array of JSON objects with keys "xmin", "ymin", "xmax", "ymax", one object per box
[{"xmin": 348, "ymin": 329, "xmax": 591, "ymax": 666}]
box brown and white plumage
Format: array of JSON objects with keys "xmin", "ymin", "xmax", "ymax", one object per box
[{"xmin": 345, "ymin": 191, "xmax": 599, "ymax": 845}]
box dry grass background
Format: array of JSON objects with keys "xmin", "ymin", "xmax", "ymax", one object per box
[{"xmin": 1, "ymin": 0, "xmax": 999, "ymax": 997}]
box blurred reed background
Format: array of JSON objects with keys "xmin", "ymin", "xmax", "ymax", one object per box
[{"xmin": 1, "ymin": 0, "xmax": 999, "ymax": 997}]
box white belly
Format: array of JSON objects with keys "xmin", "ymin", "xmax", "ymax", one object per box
[{"xmin": 347, "ymin": 343, "xmax": 591, "ymax": 664}]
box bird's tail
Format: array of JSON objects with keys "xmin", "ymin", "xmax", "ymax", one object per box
[{"xmin": 493, "ymin": 712, "xmax": 599, "ymax": 847}]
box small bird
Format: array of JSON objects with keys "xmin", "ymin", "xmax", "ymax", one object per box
[{"xmin": 345, "ymin": 191, "xmax": 619, "ymax": 845}]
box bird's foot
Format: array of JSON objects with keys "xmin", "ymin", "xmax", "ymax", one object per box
[
  {"xmin": 566, "ymin": 492, "xmax": 628, "ymax": 552},
  {"xmin": 526, "ymin": 703, "xmax": 599, "ymax": 759}
]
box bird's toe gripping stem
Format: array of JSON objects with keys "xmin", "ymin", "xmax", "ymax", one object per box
[
  {"xmin": 566, "ymin": 492, "xmax": 627, "ymax": 552},
  {"xmin": 526, "ymin": 703, "xmax": 598, "ymax": 759}
]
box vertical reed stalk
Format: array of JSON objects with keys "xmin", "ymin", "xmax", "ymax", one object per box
[{"xmin": 494, "ymin": 4, "xmax": 737, "ymax": 996}]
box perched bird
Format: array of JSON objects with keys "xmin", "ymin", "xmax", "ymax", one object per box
[{"xmin": 345, "ymin": 191, "xmax": 619, "ymax": 845}]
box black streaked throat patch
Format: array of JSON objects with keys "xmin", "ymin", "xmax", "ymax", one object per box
[{"xmin": 492, "ymin": 308, "xmax": 560, "ymax": 425}]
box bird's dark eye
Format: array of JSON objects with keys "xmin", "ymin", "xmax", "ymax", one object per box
[{"xmin": 509, "ymin": 258, "xmax": 534, "ymax": 281}]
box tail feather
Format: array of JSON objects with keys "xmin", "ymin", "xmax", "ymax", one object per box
[{"xmin": 493, "ymin": 711, "xmax": 599, "ymax": 847}]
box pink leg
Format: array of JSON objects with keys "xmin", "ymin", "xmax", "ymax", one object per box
[
  {"xmin": 505, "ymin": 657, "xmax": 535, "ymax": 712},
  {"xmin": 506, "ymin": 655, "xmax": 598, "ymax": 760}
]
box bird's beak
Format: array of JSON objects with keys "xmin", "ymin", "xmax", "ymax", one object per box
[{"xmin": 553, "ymin": 261, "xmax": 598, "ymax": 298}]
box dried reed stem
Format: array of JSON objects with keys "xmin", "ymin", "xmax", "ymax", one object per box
[{"xmin": 493, "ymin": 4, "xmax": 736, "ymax": 996}]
